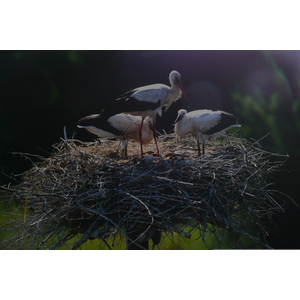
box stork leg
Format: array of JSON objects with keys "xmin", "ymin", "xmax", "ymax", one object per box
[
  {"xmin": 121, "ymin": 140, "xmax": 128, "ymax": 157},
  {"xmin": 139, "ymin": 117, "xmax": 145, "ymax": 158},
  {"xmin": 152, "ymin": 119, "xmax": 160, "ymax": 155},
  {"xmin": 197, "ymin": 139, "xmax": 201, "ymax": 156}
]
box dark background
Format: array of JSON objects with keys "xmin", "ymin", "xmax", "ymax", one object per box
[{"xmin": 1, "ymin": 50, "xmax": 299, "ymax": 248}]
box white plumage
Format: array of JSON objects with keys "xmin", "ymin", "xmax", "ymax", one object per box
[
  {"xmin": 78, "ymin": 113, "xmax": 153, "ymax": 157},
  {"xmin": 116, "ymin": 70, "xmax": 187, "ymax": 118},
  {"xmin": 174, "ymin": 109, "xmax": 241, "ymax": 156},
  {"xmin": 100, "ymin": 70, "xmax": 187, "ymax": 157}
]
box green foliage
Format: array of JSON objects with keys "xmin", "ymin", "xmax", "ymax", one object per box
[
  {"xmin": 231, "ymin": 91, "xmax": 283, "ymax": 151},
  {"xmin": 230, "ymin": 52, "xmax": 300, "ymax": 155}
]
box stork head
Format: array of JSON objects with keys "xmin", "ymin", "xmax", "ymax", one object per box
[
  {"xmin": 169, "ymin": 70, "xmax": 188, "ymax": 101},
  {"xmin": 174, "ymin": 109, "xmax": 187, "ymax": 124}
]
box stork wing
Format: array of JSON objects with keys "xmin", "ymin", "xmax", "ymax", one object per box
[
  {"xmin": 78, "ymin": 114, "xmax": 122, "ymax": 136},
  {"xmin": 102, "ymin": 85, "xmax": 166, "ymax": 117},
  {"xmin": 96, "ymin": 83, "xmax": 170, "ymax": 124},
  {"xmin": 108, "ymin": 114, "xmax": 141, "ymax": 135},
  {"xmin": 191, "ymin": 111, "xmax": 238, "ymax": 135},
  {"xmin": 204, "ymin": 112, "xmax": 238, "ymax": 135},
  {"xmin": 190, "ymin": 112, "xmax": 222, "ymax": 133}
]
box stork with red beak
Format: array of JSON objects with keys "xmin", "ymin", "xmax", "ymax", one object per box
[
  {"xmin": 78, "ymin": 113, "xmax": 153, "ymax": 157},
  {"xmin": 174, "ymin": 109, "xmax": 241, "ymax": 156},
  {"xmin": 99, "ymin": 70, "xmax": 188, "ymax": 158}
]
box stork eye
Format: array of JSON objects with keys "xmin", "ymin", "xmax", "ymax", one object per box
[{"xmin": 173, "ymin": 78, "xmax": 180, "ymax": 86}]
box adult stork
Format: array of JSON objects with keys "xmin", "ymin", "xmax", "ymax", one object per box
[
  {"xmin": 99, "ymin": 70, "xmax": 188, "ymax": 158},
  {"xmin": 174, "ymin": 109, "xmax": 241, "ymax": 156},
  {"xmin": 78, "ymin": 113, "xmax": 153, "ymax": 157}
]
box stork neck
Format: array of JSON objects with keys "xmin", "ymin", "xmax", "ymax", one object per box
[
  {"xmin": 170, "ymin": 80, "xmax": 181, "ymax": 93},
  {"xmin": 168, "ymin": 83, "xmax": 182, "ymax": 103}
]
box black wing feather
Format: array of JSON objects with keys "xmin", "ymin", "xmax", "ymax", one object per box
[
  {"xmin": 101, "ymin": 92, "xmax": 162, "ymax": 119},
  {"xmin": 205, "ymin": 112, "xmax": 238, "ymax": 135},
  {"xmin": 78, "ymin": 114, "xmax": 122, "ymax": 136}
]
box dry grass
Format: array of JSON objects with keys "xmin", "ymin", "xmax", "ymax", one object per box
[{"xmin": 0, "ymin": 133, "xmax": 290, "ymax": 249}]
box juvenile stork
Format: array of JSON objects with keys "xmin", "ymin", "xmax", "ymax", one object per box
[
  {"xmin": 99, "ymin": 70, "xmax": 188, "ymax": 158},
  {"xmin": 174, "ymin": 109, "xmax": 241, "ymax": 156},
  {"xmin": 78, "ymin": 113, "xmax": 153, "ymax": 157}
]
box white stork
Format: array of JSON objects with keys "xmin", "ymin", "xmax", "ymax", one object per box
[
  {"xmin": 99, "ymin": 70, "xmax": 188, "ymax": 158},
  {"xmin": 78, "ymin": 113, "xmax": 153, "ymax": 157},
  {"xmin": 174, "ymin": 109, "xmax": 241, "ymax": 156}
]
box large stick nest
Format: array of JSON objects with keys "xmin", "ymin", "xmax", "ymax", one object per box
[{"xmin": 1, "ymin": 133, "xmax": 289, "ymax": 249}]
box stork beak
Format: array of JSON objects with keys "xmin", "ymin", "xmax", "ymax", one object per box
[
  {"xmin": 173, "ymin": 113, "xmax": 184, "ymax": 125},
  {"xmin": 178, "ymin": 81, "xmax": 188, "ymax": 101}
]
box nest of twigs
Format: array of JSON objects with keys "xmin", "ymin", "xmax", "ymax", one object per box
[{"xmin": 1, "ymin": 133, "xmax": 289, "ymax": 249}]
